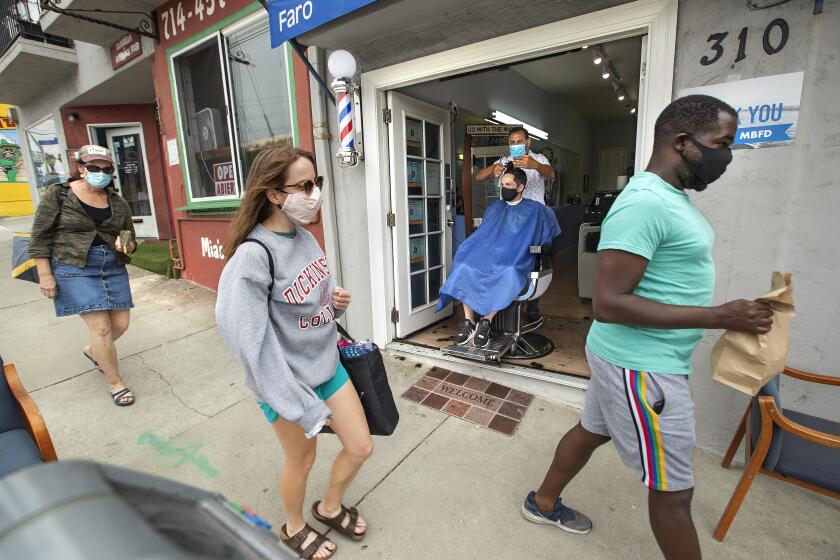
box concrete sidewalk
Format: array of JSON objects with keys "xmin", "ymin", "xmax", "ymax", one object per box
[{"xmin": 1, "ymin": 216, "xmax": 838, "ymax": 559}]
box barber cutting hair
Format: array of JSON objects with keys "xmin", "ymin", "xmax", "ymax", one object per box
[{"xmin": 475, "ymin": 126, "xmax": 555, "ymax": 204}]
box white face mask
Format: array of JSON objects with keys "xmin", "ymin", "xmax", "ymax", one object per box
[{"xmin": 281, "ymin": 187, "xmax": 322, "ymax": 225}]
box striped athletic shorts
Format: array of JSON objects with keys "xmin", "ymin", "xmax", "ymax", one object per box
[{"xmin": 581, "ymin": 347, "xmax": 696, "ymax": 492}]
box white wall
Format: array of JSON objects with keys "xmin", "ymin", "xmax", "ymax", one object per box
[
  {"xmin": 589, "ymin": 119, "xmax": 636, "ymax": 196},
  {"xmin": 322, "ymin": 69, "xmax": 374, "ymax": 340},
  {"xmin": 674, "ymin": 0, "xmax": 840, "ymax": 454}
]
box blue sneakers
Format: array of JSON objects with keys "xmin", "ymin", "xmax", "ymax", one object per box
[{"xmin": 521, "ymin": 491, "xmax": 593, "ymax": 534}]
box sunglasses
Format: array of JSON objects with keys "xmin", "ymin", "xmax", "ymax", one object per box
[
  {"xmin": 279, "ymin": 176, "xmax": 324, "ymax": 196},
  {"xmin": 84, "ymin": 164, "xmax": 115, "ymax": 174}
]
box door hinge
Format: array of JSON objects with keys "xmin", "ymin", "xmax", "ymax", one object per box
[
  {"xmin": 386, "ymin": 212, "xmax": 396, "ymax": 228},
  {"xmin": 391, "ymin": 308, "xmax": 400, "ymax": 323},
  {"xmin": 383, "ymin": 108, "xmax": 392, "ymax": 124}
]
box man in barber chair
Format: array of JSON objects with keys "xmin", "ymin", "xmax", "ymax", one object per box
[{"xmin": 437, "ymin": 165, "xmax": 561, "ymax": 348}]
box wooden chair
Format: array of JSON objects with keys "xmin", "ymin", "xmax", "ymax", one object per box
[
  {"xmin": 0, "ymin": 361, "xmax": 57, "ymax": 477},
  {"xmin": 714, "ymin": 366, "xmax": 840, "ymax": 541}
]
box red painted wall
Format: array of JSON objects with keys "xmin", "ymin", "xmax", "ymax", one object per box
[
  {"xmin": 59, "ymin": 104, "xmax": 174, "ymax": 240},
  {"xmin": 151, "ymin": 0, "xmax": 320, "ymax": 289},
  {"xmin": 177, "ymin": 218, "xmax": 230, "ymax": 290}
]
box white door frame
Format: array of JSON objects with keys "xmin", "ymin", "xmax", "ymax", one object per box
[
  {"xmin": 360, "ymin": 0, "xmax": 678, "ymax": 346},
  {"xmin": 88, "ymin": 122, "xmax": 159, "ymax": 238}
]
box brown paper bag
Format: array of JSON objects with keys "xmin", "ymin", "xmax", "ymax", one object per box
[{"xmin": 711, "ymin": 272, "xmax": 795, "ymax": 396}]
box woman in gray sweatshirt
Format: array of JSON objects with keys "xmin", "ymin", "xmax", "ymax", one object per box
[{"xmin": 216, "ymin": 146, "xmax": 372, "ymax": 560}]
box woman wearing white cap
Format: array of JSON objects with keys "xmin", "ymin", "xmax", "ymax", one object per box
[{"xmin": 29, "ymin": 144, "xmax": 138, "ymax": 406}]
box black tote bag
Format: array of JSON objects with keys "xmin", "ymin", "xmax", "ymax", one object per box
[
  {"xmin": 11, "ymin": 186, "xmax": 68, "ymax": 284},
  {"xmin": 240, "ymin": 238, "xmax": 399, "ymax": 437},
  {"xmin": 323, "ymin": 323, "xmax": 399, "ymax": 437}
]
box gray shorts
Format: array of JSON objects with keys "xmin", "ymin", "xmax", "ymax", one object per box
[{"xmin": 582, "ymin": 347, "xmax": 696, "ymax": 492}]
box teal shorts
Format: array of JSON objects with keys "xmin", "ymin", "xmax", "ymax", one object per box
[{"xmin": 257, "ymin": 361, "xmax": 349, "ymax": 424}]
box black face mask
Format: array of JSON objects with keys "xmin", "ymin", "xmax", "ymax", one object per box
[
  {"xmin": 501, "ymin": 187, "xmax": 520, "ymax": 202},
  {"xmin": 681, "ymin": 135, "xmax": 733, "ymax": 190}
]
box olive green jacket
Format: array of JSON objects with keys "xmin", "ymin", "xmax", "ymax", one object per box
[{"xmin": 29, "ymin": 182, "xmax": 136, "ymax": 268}]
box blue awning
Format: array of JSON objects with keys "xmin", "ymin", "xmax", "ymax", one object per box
[{"xmin": 268, "ymin": 0, "xmax": 377, "ymax": 48}]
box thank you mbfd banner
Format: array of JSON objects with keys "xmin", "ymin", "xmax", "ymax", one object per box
[
  {"xmin": 679, "ymin": 72, "xmax": 804, "ymax": 149},
  {"xmin": 268, "ymin": 0, "xmax": 377, "ymax": 48}
]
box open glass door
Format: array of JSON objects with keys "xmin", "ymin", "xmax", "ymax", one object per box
[
  {"xmin": 105, "ymin": 127, "xmax": 158, "ymax": 238},
  {"xmin": 387, "ymin": 92, "xmax": 452, "ymax": 338}
]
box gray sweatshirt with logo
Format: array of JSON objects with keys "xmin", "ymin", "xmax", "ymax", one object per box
[{"xmin": 215, "ymin": 224, "xmax": 342, "ymax": 435}]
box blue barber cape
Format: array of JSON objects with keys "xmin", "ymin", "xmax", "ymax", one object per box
[{"xmin": 437, "ymin": 199, "xmax": 561, "ymax": 316}]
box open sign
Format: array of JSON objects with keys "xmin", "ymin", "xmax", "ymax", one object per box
[{"xmin": 213, "ymin": 162, "xmax": 236, "ymax": 196}]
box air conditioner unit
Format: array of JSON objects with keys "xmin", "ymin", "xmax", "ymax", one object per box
[
  {"xmin": 578, "ymin": 223, "xmax": 601, "ymax": 300},
  {"xmin": 195, "ymin": 107, "xmax": 223, "ymax": 152}
]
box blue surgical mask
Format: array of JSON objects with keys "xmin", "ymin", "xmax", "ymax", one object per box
[
  {"xmin": 85, "ymin": 172, "xmax": 111, "ymax": 189},
  {"xmin": 509, "ymin": 144, "xmax": 526, "ymax": 159}
]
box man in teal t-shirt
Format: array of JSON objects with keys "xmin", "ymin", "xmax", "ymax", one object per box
[
  {"xmin": 585, "ymin": 169, "xmax": 717, "ymax": 374},
  {"xmin": 521, "ymin": 95, "xmax": 774, "ymax": 560}
]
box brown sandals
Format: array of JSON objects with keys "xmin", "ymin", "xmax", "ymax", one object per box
[
  {"xmin": 311, "ymin": 501, "xmax": 366, "ymax": 541},
  {"xmin": 280, "ymin": 523, "xmax": 336, "ymax": 560}
]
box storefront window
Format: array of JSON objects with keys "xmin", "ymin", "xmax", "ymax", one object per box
[
  {"xmin": 226, "ymin": 20, "xmax": 294, "ymax": 182},
  {"xmin": 25, "ymin": 117, "xmax": 66, "ymax": 194},
  {"xmin": 173, "ymin": 36, "xmax": 235, "ymax": 201},
  {"xmin": 172, "ymin": 15, "xmax": 295, "ymax": 204}
]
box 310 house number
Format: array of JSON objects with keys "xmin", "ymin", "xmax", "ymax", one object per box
[
  {"xmin": 161, "ymin": 0, "xmax": 227, "ymax": 40},
  {"xmin": 701, "ymin": 18, "xmax": 789, "ymax": 66}
]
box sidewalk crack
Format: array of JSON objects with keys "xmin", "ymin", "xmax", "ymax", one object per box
[
  {"xmin": 138, "ymin": 353, "xmax": 210, "ymax": 418},
  {"xmin": 351, "ymin": 416, "xmax": 449, "ymax": 509},
  {"xmin": 0, "ymin": 297, "xmax": 45, "ymax": 310},
  {"xmin": 30, "ymin": 326, "xmax": 217, "ymax": 394}
]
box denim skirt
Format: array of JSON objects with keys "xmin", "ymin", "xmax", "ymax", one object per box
[{"xmin": 52, "ymin": 245, "xmax": 134, "ymax": 317}]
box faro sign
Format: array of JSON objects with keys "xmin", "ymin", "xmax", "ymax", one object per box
[{"xmin": 267, "ymin": 0, "xmax": 377, "ymax": 48}]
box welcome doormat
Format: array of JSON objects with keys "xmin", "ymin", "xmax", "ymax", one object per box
[{"xmin": 401, "ymin": 368, "xmax": 534, "ymax": 436}]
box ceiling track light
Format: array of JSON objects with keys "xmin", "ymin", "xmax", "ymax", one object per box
[
  {"xmin": 610, "ymin": 81, "xmax": 626, "ymax": 101},
  {"xmin": 592, "ymin": 45, "xmax": 603, "ymax": 65},
  {"xmin": 600, "ymin": 59, "xmax": 615, "ymax": 80}
]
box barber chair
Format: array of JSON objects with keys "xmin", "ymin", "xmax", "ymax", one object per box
[{"xmin": 442, "ymin": 246, "xmax": 554, "ymax": 364}]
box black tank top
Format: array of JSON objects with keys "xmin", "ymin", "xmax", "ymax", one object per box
[{"xmin": 79, "ymin": 199, "xmax": 112, "ymax": 246}]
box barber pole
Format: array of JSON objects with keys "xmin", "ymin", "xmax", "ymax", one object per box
[
  {"xmin": 331, "ymin": 78, "xmax": 359, "ymax": 167},
  {"xmin": 338, "ymin": 91, "xmax": 354, "ymax": 149}
]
